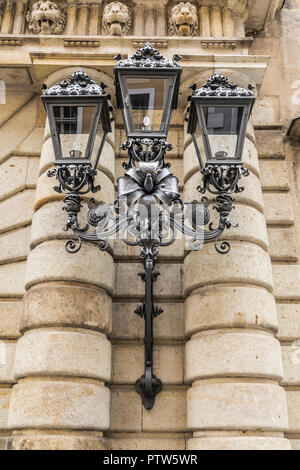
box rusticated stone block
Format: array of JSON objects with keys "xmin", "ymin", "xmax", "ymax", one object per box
[
  {"xmin": 34, "ymin": 170, "xmax": 115, "ymax": 211},
  {"xmin": 14, "ymin": 329, "xmax": 111, "ymax": 381},
  {"xmin": 286, "ymin": 391, "xmax": 300, "ymax": 432},
  {"xmin": 112, "ymin": 302, "xmax": 184, "ymax": 341},
  {"xmin": 116, "ymin": 262, "xmax": 183, "ymax": 299},
  {"xmin": 252, "ymin": 96, "xmax": 280, "ymax": 127},
  {"xmin": 185, "ymin": 286, "xmax": 278, "ymax": 336},
  {"xmin": 259, "ymin": 160, "xmax": 289, "ymax": 190},
  {"xmin": 186, "ymin": 331, "xmax": 283, "ymax": 382},
  {"xmin": 0, "ymin": 262, "xmax": 26, "ymax": 297},
  {"xmin": 8, "ymin": 433, "xmax": 107, "ymax": 451},
  {"xmin": 184, "ymin": 171, "xmax": 264, "ymax": 213},
  {"xmin": 30, "ymin": 201, "xmax": 89, "ymax": 249},
  {"xmin": 0, "ymin": 302, "xmax": 21, "ymax": 339},
  {"xmin": 26, "ymin": 158, "xmax": 40, "ymax": 189},
  {"xmin": 8, "ymin": 379, "xmax": 110, "ymax": 430},
  {"xmin": 255, "ymin": 130, "xmax": 284, "ymax": 158},
  {"xmin": 110, "ymin": 388, "xmax": 142, "ymax": 432},
  {"xmin": 22, "ymin": 283, "xmax": 112, "ymax": 333},
  {"xmin": 0, "ymin": 341, "xmax": 16, "ymax": 384},
  {"xmin": 277, "ymin": 304, "xmax": 300, "ymax": 341},
  {"xmin": 273, "ymin": 265, "xmax": 300, "ymax": 299},
  {"xmin": 187, "ymin": 436, "xmax": 290, "ymax": 450},
  {"xmin": 187, "ymin": 382, "xmax": 288, "ymax": 431},
  {"xmin": 209, "ymin": 204, "xmax": 268, "ymax": 251},
  {"xmin": 25, "ymin": 241, "xmax": 115, "ymax": 294},
  {"xmin": 15, "ymin": 128, "xmax": 44, "ymax": 156},
  {"xmin": 0, "ymin": 388, "xmax": 10, "ymax": 429},
  {"xmin": 0, "ymin": 190, "xmax": 35, "ymax": 234},
  {"xmin": 0, "ymin": 156, "xmax": 28, "ymax": 202},
  {"xmin": 109, "ymin": 436, "xmax": 185, "ymax": 450},
  {"xmin": 263, "ymin": 193, "xmax": 294, "ymax": 226},
  {"xmin": 282, "ymin": 346, "xmax": 300, "ymax": 385},
  {"xmin": 112, "ymin": 344, "xmax": 184, "ymax": 385},
  {"xmin": 142, "ymin": 389, "xmax": 187, "ymax": 432},
  {"xmin": 184, "ymin": 242, "xmax": 273, "ymax": 295},
  {"xmin": 0, "ymin": 226, "xmax": 31, "ymax": 264},
  {"xmin": 267, "ymin": 227, "xmax": 298, "ymax": 261}
]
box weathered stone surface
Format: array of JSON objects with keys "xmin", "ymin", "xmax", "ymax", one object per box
[
  {"xmin": 259, "ymin": 160, "xmax": 289, "ymax": 190},
  {"xmin": 0, "ymin": 437, "xmax": 8, "ymax": 450},
  {"xmin": 8, "ymin": 433, "xmax": 107, "ymax": 450},
  {"xmin": 112, "ymin": 302, "xmax": 184, "ymax": 341},
  {"xmin": 286, "ymin": 391, "xmax": 300, "ymax": 432},
  {"xmin": 0, "ymin": 389, "xmax": 10, "ymax": 429},
  {"xmin": 185, "ymin": 286, "xmax": 278, "ymax": 336},
  {"xmin": 267, "ymin": 227, "xmax": 298, "ymax": 261},
  {"xmin": 186, "ymin": 331, "xmax": 283, "ymax": 382},
  {"xmin": 14, "ymin": 329, "xmax": 111, "ymax": 381},
  {"xmin": 0, "ymin": 227, "xmax": 31, "ymax": 265},
  {"xmin": 116, "ymin": 262, "xmax": 183, "ymax": 299},
  {"xmin": 282, "ymin": 346, "xmax": 300, "ymax": 385},
  {"xmin": 263, "ymin": 193, "xmax": 294, "ymax": 226},
  {"xmin": 110, "ymin": 388, "xmax": 142, "ymax": 432},
  {"xmin": 22, "ymin": 283, "xmax": 112, "ymax": 333},
  {"xmin": 255, "ymin": 130, "xmax": 284, "ymax": 158},
  {"xmin": 25, "ymin": 241, "xmax": 115, "ymax": 294},
  {"xmin": 0, "ymin": 156, "xmax": 28, "ymax": 202},
  {"xmin": 26, "ymin": 158, "xmax": 40, "ymax": 189},
  {"xmin": 142, "ymin": 389, "xmax": 187, "ymax": 432},
  {"xmin": 112, "ymin": 344, "xmax": 184, "ymax": 384},
  {"xmin": 277, "ymin": 304, "xmax": 300, "ymax": 341},
  {"xmin": 0, "ymin": 190, "xmax": 35, "ymax": 234},
  {"xmin": 0, "ymin": 263, "xmax": 26, "ymax": 297},
  {"xmin": 184, "ymin": 242, "xmax": 273, "ymax": 295},
  {"xmin": 187, "ymin": 382, "xmax": 288, "ymax": 431},
  {"xmin": 210, "ymin": 204, "xmax": 268, "ymax": 251},
  {"xmin": 187, "ymin": 436, "xmax": 291, "ymax": 450},
  {"xmin": 30, "ymin": 201, "xmax": 89, "ymax": 249},
  {"xmin": 273, "ymin": 265, "xmax": 300, "ymax": 299},
  {"xmin": 15, "ymin": 128, "xmax": 44, "ymax": 157},
  {"xmin": 8, "ymin": 380, "xmax": 110, "ymax": 430},
  {"xmin": 109, "ymin": 436, "xmax": 185, "ymax": 450},
  {"xmin": 0, "ymin": 302, "xmax": 21, "ymax": 339},
  {"xmin": 0, "ymin": 342, "xmax": 16, "ymax": 384},
  {"xmin": 252, "ymin": 96, "xmax": 280, "ymax": 127}
]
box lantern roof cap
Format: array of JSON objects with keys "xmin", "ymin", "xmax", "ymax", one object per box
[
  {"xmin": 42, "ymin": 69, "xmax": 107, "ymax": 97},
  {"xmin": 114, "ymin": 42, "xmax": 181, "ymax": 70},
  {"xmin": 191, "ymin": 73, "xmax": 255, "ymax": 98}
]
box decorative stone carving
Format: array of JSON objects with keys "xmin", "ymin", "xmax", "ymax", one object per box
[
  {"xmin": 26, "ymin": 1, "xmax": 66, "ymax": 35},
  {"xmin": 168, "ymin": 2, "xmax": 199, "ymax": 37},
  {"xmin": 102, "ymin": 1, "xmax": 132, "ymax": 36}
]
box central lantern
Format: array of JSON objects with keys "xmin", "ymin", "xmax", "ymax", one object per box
[{"xmin": 114, "ymin": 42, "xmax": 182, "ymax": 139}]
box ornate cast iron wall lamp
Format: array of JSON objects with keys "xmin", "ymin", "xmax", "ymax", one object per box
[{"xmin": 42, "ymin": 43, "xmax": 255, "ymax": 410}]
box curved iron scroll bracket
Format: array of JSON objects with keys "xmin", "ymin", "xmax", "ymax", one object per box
[{"xmin": 49, "ymin": 138, "xmax": 249, "ymax": 410}]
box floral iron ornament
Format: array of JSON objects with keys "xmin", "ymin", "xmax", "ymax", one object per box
[{"xmin": 45, "ymin": 49, "xmax": 253, "ymax": 410}]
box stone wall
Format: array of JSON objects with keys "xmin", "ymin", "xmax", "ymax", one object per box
[{"xmin": 0, "ymin": 0, "xmax": 299, "ymax": 451}]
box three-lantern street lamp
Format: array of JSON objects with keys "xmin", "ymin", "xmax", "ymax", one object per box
[{"xmin": 42, "ymin": 43, "xmax": 255, "ymax": 410}]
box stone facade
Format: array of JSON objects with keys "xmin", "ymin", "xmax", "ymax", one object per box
[{"xmin": 0, "ymin": 0, "xmax": 299, "ymax": 451}]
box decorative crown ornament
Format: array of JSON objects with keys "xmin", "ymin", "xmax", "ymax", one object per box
[
  {"xmin": 43, "ymin": 70, "xmax": 107, "ymax": 96},
  {"xmin": 114, "ymin": 42, "xmax": 182, "ymax": 69},
  {"xmin": 192, "ymin": 73, "xmax": 255, "ymax": 97}
]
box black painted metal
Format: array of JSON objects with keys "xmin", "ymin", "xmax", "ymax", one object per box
[{"xmin": 43, "ymin": 48, "xmax": 254, "ymax": 410}]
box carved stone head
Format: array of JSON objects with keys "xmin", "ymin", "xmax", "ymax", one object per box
[
  {"xmin": 168, "ymin": 2, "xmax": 199, "ymax": 37},
  {"xmin": 102, "ymin": 1, "xmax": 132, "ymax": 36},
  {"xmin": 26, "ymin": 1, "xmax": 66, "ymax": 35}
]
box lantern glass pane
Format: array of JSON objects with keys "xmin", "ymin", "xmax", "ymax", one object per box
[
  {"xmin": 53, "ymin": 105, "xmax": 99, "ymax": 161},
  {"xmin": 124, "ymin": 76, "xmax": 173, "ymax": 133},
  {"xmin": 202, "ymin": 105, "xmax": 244, "ymax": 161},
  {"xmin": 194, "ymin": 118, "xmax": 207, "ymax": 166}
]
